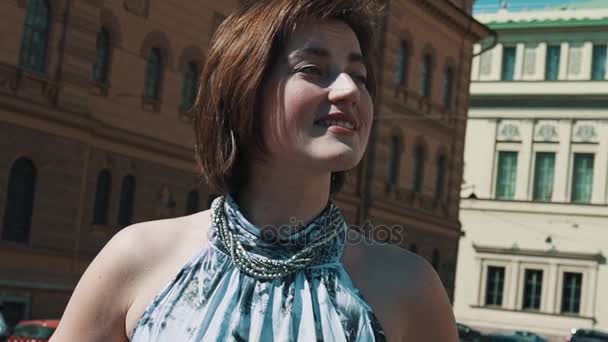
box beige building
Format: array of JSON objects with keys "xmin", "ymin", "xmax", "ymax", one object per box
[
  {"xmin": 454, "ymin": 2, "xmax": 608, "ymax": 341},
  {"xmin": 0, "ymin": 0, "xmax": 488, "ymax": 325}
]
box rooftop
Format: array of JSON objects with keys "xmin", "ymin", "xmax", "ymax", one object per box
[{"xmin": 474, "ymin": 0, "xmax": 608, "ymax": 29}]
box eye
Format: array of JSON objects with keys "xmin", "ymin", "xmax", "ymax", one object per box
[{"xmin": 296, "ymin": 65, "xmax": 323, "ymax": 77}]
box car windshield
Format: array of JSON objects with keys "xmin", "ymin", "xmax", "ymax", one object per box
[{"xmin": 11, "ymin": 324, "xmax": 55, "ymax": 339}]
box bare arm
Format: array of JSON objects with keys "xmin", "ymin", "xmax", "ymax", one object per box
[
  {"xmin": 50, "ymin": 225, "xmax": 146, "ymax": 342},
  {"xmin": 400, "ymin": 256, "xmax": 459, "ymax": 342}
]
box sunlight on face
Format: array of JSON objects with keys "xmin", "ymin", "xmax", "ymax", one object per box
[{"xmin": 259, "ymin": 19, "xmax": 374, "ymax": 174}]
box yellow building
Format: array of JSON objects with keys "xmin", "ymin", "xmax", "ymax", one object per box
[{"xmin": 455, "ymin": 2, "xmax": 608, "ymax": 341}]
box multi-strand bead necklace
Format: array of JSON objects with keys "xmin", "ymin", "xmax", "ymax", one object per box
[{"xmin": 212, "ymin": 196, "xmax": 344, "ymax": 280}]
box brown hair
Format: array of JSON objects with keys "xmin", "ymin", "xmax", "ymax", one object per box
[{"xmin": 193, "ymin": 0, "xmax": 384, "ymax": 195}]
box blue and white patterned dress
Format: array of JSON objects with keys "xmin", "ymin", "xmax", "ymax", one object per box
[{"xmin": 130, "ymin": 196, "xmax": 386, "ymax": 341}]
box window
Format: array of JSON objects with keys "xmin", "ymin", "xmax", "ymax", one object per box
[
  {"xmin": 93, "ymin": 28, "xmax": 111, "ymax": 84},
  {"xmin": 571, "ymin": 153, "xmax": 594, "ymax": 203},
  {"xmin": 485, "ymin": 266, "xmax": 505, "ymax": 306},
  {"xmin": 387, "ymin": 136, "xmax": 400, "ymax": 185},
  {"xmin": 532, "ymin": 152, "xmax": 555, "ymax": 201},
  {"xmin": 395, "ymin": 42, "xmax": 409, "ymax": 85},
  {"xmin": 591, "ymin": 44, "xmax": 607, "ymax": 80},
  {"xmin": 117, "ymin": 175, "xmax": 135, "ymax": 227},
  {"xmin": 180, "ymin": 62, "xmax": 199, "ymax": 110},
  {"xmin": 92, "ymin": 170, "xmax": 111, "ymax": 225},
  {"xmin": 19, "ymin": 0, "xmax": 50, "ymax": 74},
  {"xmin": 2, "ymin": 158, "xmax": 37, "ymax": 243},
  {"xmin": 545, "ymin": 45, "xmax": 561, "ymax": 80},
  {"xmin": 420, "ymin": 54, "xmax": 432, "ymax": 97},
  {"xmin": 522, "ymin": 269, "xmax": 543, "ymax": 310},
  {"xmin": 185, "ymin": 190, "xmax": 199, "ymax": 215},
  {"xmin": 501, "ymin": 46, "xmax": 516, "ymax": 81},
  {"xmin": 413, "ymin": 145, "xmax": 425, "ymax": 193},
  {"xmin": 443, "ymin": 68, "xmax": 454, "ymax": 109},
  {"xmin": 435, "ymin": 155, "xmax": 446, "ymax": 201},
  {"xmin": 561, "ymin": 272, "xmax": 582, "ymax": 314},
  {"xmin": 496, "ymin": 151, "xmax": 518, "ymax": 199},
  {"xmin": 144, "ymin": 48, "xmax": 162, "ymax": 100}
]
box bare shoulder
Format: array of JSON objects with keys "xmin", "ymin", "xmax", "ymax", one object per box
[
  {"xmin": 51, "ymin": 210, "xmax": 212, "ymax": 342},
  {"xmin": 343, "ymin": 234, "xmax": 458, "ymax": 342}
]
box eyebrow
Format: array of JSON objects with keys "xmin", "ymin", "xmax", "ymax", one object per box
[{"xmin": 290, "ymin": 46, "xmax": 365, "ymax": 65}]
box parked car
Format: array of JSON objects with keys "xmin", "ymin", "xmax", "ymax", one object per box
[
  {"xmin": 6, "ymin": 319, "xmax": 59, "ymax": 342},
  {"xmin": 567, "ymin": 328, "xmax": 608, "ymax": 342},
  {"xmin": 485, "ymin": 330, "xmax": 548, "ymax": 342},
  {"xmin": 458, "ymin": 322, "xmax": 485, "ymax": 342}
]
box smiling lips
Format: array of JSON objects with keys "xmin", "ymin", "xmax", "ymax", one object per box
[{"xmin": 314, "ymin": 112, "xmax": 358, "ymax": 133}]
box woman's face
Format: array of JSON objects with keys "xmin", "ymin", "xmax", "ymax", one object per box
[{"xmin": 259, "ymin": 19, "xmax": 373, "ymax": 174}]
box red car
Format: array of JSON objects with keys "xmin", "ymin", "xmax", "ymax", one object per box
[{"xmin": 6, "ymin": 319, "xmax": 59, "ymax": 342}]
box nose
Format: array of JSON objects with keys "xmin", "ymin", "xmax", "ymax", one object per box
[{"xmin": 327, "ymin": 72, "xmax": 360, "ymax": 105}]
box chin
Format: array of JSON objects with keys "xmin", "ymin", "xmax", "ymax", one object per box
[{"xmin": 321, "ymin": 151, "xmax": 363, "ymax": 171}]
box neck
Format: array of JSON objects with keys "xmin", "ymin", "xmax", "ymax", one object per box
[{"xmin": 233, "ymin": 162, "xmax": 332, "ymax": 232}]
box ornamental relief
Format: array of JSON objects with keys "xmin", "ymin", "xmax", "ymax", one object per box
[
  {"xmin": 534, "ymin": 121, "xmax": 559, "ymax": 142},
  {"xmin": 572, "ymin": 121, "xmax": 598, "ymax": 143},
  {"xmin": 497, "ymin": 121, "xmax": 521, "ymax": 141}
]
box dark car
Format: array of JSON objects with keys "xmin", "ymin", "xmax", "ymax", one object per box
[
  {"xmin": 458, "ymin": 322, "xmax": 485, "ymax": 342},
  {"xmin": 6, "ymin": 320, "xmax": 59, "ymax": 342},
  {"xmin": 485, "ymin": 330, "xmax": 548, "ymax": 342},
  {"xmin": 567, "ymin": 328, "xmax": 608, "ymax": 342}
]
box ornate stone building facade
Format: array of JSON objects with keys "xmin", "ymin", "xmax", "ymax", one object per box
[
  {"xmin": 0, "ymin": 0, "xmax": 488, "ymax": 323},
  {"xmin": 454, "ymin": 3, "xmax": 608, "ymax": 341}
]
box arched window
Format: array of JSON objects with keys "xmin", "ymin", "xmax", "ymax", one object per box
[
  {"xmin": 420, "ymin": 54, "xmax": 433, "ymax": 98},
  {"xmin": 144, "ymin": 47, "xmax": 162, "ymax": 100},
  {"xmin": 443, "ymin": 67, "xmax": 454, "ymax": 109},
  {"xmin": 435, "ymin": 155, "xmax": 446, "ymax": 201},
  {"xmin": 387, "ymin": 135, "xmax": 400, "ymax": 185},
  {"xmin": 395, "ymin": 41, "xmax": 409, "ymax": 85},
  {"xmin": 93, "ymin": 28, "xmax": 111, "ymax": 84},
  {"xmin": 19, "ymin": 0, "xmax": 50, "ymax": 74},
  {"xmin": 2, "ymin": 158, "xmax": 37, "ymax": 243},
  {"xmin": 431, "ymin": 248, "xmax": 440, "ymax": 270},
  {"xmin": 413, "ymin": 144, "xmax": 425, "ymax": 193},
  {"xmin": 117, "ymin": 175, "xmax": 135, "ymax": 227},
  {"xmin": 185, "ymin": 190, "xmax": 199, "ymax": 215},
  {"xmin": 92, "ymin": 170, "xmax": 111, "ymax": 225},
  {"xmin": 180, "ymin": 62, "xmax": 199, "ymax": 110}
]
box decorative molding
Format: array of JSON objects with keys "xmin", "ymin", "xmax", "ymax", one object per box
[
  {"xmin": 473, "ymin": 244, "xmax": 606, "ymax": 263},
  {"xmin": 497, "ymin": 120, "xmax": 521, "ymax": 141},
  {"xmin": 0, "ymin": 63, "xmax": 58, "ymax": 106},
  {"xmin": 177, "ymin": 45, "xmax": 204, "ymax": 72},
  {"xmin": 140, "ymin": 30, "xmax": 173, "ymax": 69},
  {"xmin": 572, "ymin": 121, "xmax": 598, "ymax": 143},
  {"xmin": 534, "ymin": 120, "xmax": 559, "ymax": 142}
]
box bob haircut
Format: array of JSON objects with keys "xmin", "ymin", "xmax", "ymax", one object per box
[{"xmin": 193, "ymin": 0, "xmax": 384, "ymax": 195}]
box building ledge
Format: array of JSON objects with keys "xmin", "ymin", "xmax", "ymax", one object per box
[
  {"xmin": 471, "ymin": 80, "xmax": 608, "ymax": 97},
  {"xmin": 460, "ymin": 197, "xmax": 608, "ymax": 217},
  {"xmin": 472, "ymin": 244, "xmax": 606, "ymax": 263},
  {"xmin": 468, "ymin": 305, "xmax": 597, "ymax": 323}
]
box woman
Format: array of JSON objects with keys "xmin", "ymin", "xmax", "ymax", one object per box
[{"xmin": 51, "ymin": 0, "xmax": 458, "ymax": 341}]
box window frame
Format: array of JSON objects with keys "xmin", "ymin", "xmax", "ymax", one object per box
[
  {"xmin": 501, "ymin": 45, "xmax": 516, "ymax": 81},
  {"xmin": 19, "ymin": 0, "xmax": 51, "ymax": 75}
]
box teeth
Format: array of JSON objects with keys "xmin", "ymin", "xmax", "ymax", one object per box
[{"xmin": 315, "ymin": 120, "xmax": 355, "ymax": 129}]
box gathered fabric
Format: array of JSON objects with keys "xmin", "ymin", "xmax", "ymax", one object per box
[{"xmin": 130, "ymin": 196, "xmax": 386, "ymax": 342}]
